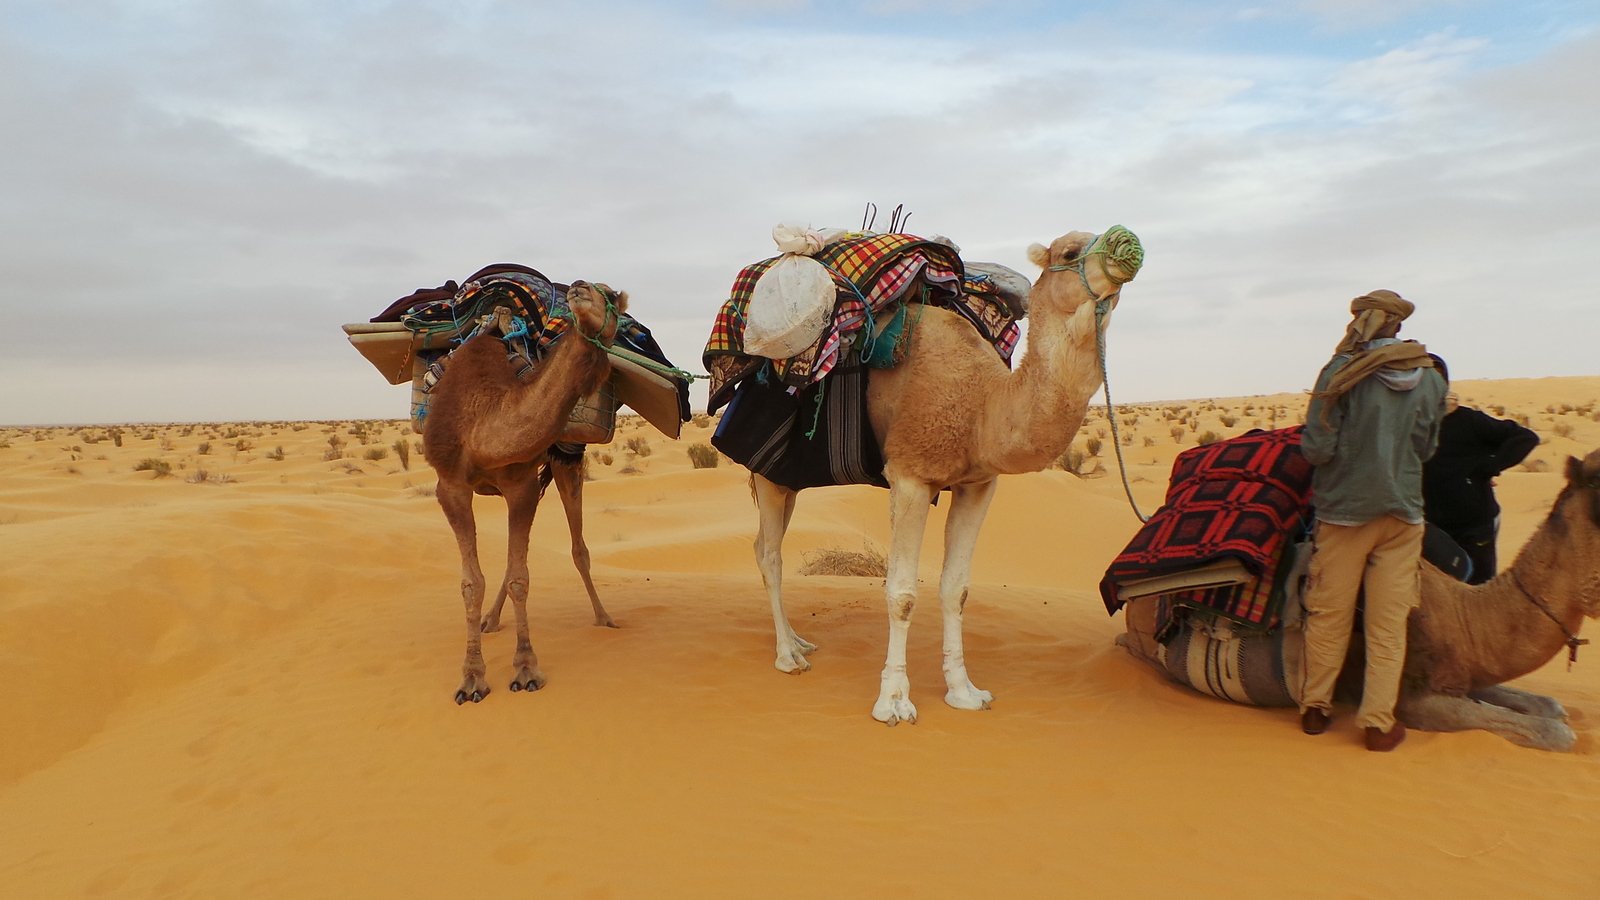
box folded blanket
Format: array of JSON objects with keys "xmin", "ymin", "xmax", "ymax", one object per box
[{"xmin": 1100, "ymin": 427, "xmax": 1314, "ymax": 628}]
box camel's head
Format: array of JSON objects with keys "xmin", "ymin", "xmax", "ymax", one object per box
[
  {"xmin": 1026, "ymin": 226, "xmax": 1144, "ymax": 317},
  {"xmin": 565, "ymin": 281, "xmax": 628, "ymax": 346}
]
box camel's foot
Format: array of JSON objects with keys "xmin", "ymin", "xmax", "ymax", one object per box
[
  {"xmin": 594, "ymin": 613, "xmax": 620, "ymax": 629},
  {"xmin": 479, "ymin": 615, "xmax": 503, "ymax": 634},
  {"xmin": 774, "ymin": 631, "xmax": 816, "ymax": 673},
  {"xmin": 944, "ymin": 681, "xmax": 993, "ymax": 711},
  {"xmin": 872, "ymin": 671, "xmax": 917, "ymax": 726},
  {"xmin": 454, "ymin": 673, "xmax": 492, "ymax": 705},
  {"xmin": 775, "ymin": 645, "xmax": 812, "ymax": 674},
  {"xmin": 508, "ymin": 665, "xmax": 547, "ymax": 693}
]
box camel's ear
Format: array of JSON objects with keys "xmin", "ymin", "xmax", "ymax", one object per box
[
  {"xmin": 1026, "ymin": 242, "xmax": 1050, "ymax": 269},
  {"xmin": 612, "ymin": 290, "xmax": 629, "ymax": 316},
  {"xmin": 1569, "ymin": 455, "xmax": 1600, "ymax": 489}
]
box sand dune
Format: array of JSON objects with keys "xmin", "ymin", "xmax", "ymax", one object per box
[{"xmin": 2, "ymin": 377, "xmax": 1598, "ymax": 897}]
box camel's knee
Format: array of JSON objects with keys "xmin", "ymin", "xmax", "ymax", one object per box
[
  {"xmin": 890, "ymin": 594, "xmax": 915, "ymax": 622},
  {"xmin": 506, "ymin": 576, "xmax": 529, "ymax": 603}
]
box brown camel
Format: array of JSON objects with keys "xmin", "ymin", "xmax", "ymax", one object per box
[
  {"xmin": 422, "ymin": 282, "xmax": 625, "ymax": 704},
  {"xmin": 1120, "ymin": 447, "xmax": 1600, "ymax": 750},
  {"xmin": 752, "ymin": 227, "xmax": 1145, "ymax": 724}
]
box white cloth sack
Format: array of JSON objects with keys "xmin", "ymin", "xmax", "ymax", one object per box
[{"xmin": 743, "ymin": 254, "xmax": 837, "ymax": 359}]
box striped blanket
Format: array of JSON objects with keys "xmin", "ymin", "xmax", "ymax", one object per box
[
  {"xmin": 703, "ymin": 233, "xmax": 1021, "ymax": 413},
  {"xmin": 1100, "ymin": 427, "xmax": 1315, "ymax": 630},
  {"xmin": 1140, "ymin": 597, "xmax": 1300, "ymax": 707}
]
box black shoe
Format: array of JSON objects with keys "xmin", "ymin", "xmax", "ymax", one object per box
[{"xmin": 1301, "ymin": 708, "xmax": 1331, "ymax": 735}]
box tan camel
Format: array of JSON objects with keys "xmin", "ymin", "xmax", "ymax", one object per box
[
  {"xmin": 422, "ymin": 282, "xmax": 624, "ymax": 704},
  {"xmin": 1120, "ymin": 448, "xmax": 1600, "ymax": 750},
  {"xmin": 752, "ymin": 227, "xmax": 1145, "ymax": 724}
]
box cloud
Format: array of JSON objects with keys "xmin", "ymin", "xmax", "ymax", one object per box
[{"xmin": 1, "ymin": 2, "xmax": 1596, "ymax": 423}]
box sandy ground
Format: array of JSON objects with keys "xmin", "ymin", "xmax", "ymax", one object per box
[{"xmin": 2, "ymin": 376, "xmax": 1598, "ymax": 898}]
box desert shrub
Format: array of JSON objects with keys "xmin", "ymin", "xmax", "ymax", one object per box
[
  {"xmin": 691, "ymin": 413, "xmax": 712, "ymax": 428},
  {"xmin": 624, "ymin": 436, "xmax": 652, "ymax": 457},
  {"xmin": 265, "ymin": 446, "xmax": 285, "ymax": 461},
  {"xmin": 618, "ymin": 464, "xmax": 642, "ymax": 475},
  {"xmin": 364, "ymin": 447, "xmax": 388, "ymax": 461},
  {"xmin": 597, "ymin": 452, "xmax": 614, "ymax": 466},
  {"xmin": 1171, "ymin": 426, "xmax": 1185, "ymax": 444},
  {"xmin": 687, "ymin": 443, "xmax": 719, "ymax": 469},
  {"xmin": 799, "ymin": 543, "xmax": 887, "ymax": 577},
  {"xmin": 1056, "ymin": 447, "xmax": 1086, "ymax": 475},
  {"xmin": 1520, "ymin": 458, "xmax": 1550, "ymax": 473},
  {"xmin": 1196, "ymin": 430, "xmax": 1222, "ymax": 446},
  {"xmin": 134, "ymin": 458, "xmax": 172, "ymax": 478},
  {"xmin": 1143, "ymin": 436, "xmax": 1156, "ymax": 447},
  {"xmin": 393, "ymin": 439, "xmax": 410, "ymax": 470},
  {"xmin": 235, "ymin": 439, "xmax": 252, "ymax": 452},
  {"xmin": 186, "ymin": 466, "xmax": 236, "ymax": 484},
  {"xmin": 1085, "ymin": 436, "xmax": 1103, "ymax": 457},
  {"xmin": 1219, "ymin": 414, "xmax": 1237, "ymax": 428},
  {"xmin": 1551, "ymin": 422, "xmax": 1574, "ymax": 439}
]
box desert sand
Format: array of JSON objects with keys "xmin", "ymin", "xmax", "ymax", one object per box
[{"xmin": 2, "ymin": 376, "xmax": 1598, "ymax": 898}]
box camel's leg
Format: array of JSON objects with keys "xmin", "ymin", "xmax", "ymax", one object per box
[
  {"xmin": 1399, "ymin": 691, "xmax": 1577, "ymax": 751},
  {"xmin": 873, "ymin": 477, "xmax": 934, "ymax": 725},
  {"xmin": 481, "ymin": 574, "xmax": 511, "ymax": 633},
  {"xmin": 437, "ymin": 479, "xmax": 491, "ymax": 704},
  {"xmin": 501, "ymin": 476, "xmax": 547, "ymax": 693},
  {"xmin": 553, "ymin": 458, "xmax": 617, "ymax": 628},
  {"xmin": 753, "ymin": 474, "xmax": 815, "ymax": 673},
  {"xmin": 939, "ymin": 479, "xmax": 997, "ymax": 711},
  {"xmin": 1467, "ymin": 684, "xmax": 1569, "ymax": 720}
]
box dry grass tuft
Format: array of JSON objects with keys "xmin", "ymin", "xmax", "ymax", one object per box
[{"xmin": 799, "ymin": 543, "xmax": 888, "ymax": 577}]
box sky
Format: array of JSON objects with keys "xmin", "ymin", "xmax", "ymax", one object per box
[{"xmin": 1, "ymin": 0, "xmax": 1596, "ymax": 425}]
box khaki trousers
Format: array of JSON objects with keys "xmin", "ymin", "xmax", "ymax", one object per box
[{"xmin": 1298, "ymin": 516, "xmax": 1423, "ymax": 731}]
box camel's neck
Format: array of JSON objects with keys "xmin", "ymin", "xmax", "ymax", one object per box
[
  {"xmin": 474, "ymin": 334, "xmax": 609, "ymax": 469},
  {"xmin": 1425, "ymin": 508, "xmax": 1599, "ymax": 688},
  {"xmin": 981, "ymin": 299, "xmax": 1105, "ymax": 473}
]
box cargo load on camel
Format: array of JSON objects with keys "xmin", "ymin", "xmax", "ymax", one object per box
[
  {"xmin": 703, "ymin": 223, "xmax": 1030, "ymax": 491},
  {"xmin": 342, "ymin": 263, "xmax": 692, "ymax": 442}
]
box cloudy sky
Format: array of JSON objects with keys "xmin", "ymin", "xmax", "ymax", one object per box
[{"xmin": 2, "ymin": 0, "xmax": 1595, "ymax": 424}]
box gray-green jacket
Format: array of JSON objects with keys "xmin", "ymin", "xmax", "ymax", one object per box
[{"xmin": 1301, "ymin": 342, "xmax": 1448, "ymax": 526}]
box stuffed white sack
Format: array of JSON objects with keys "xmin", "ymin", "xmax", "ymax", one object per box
[{"xmin": 743, "ymin": 223, "xmax": 839, "ymax": 359}]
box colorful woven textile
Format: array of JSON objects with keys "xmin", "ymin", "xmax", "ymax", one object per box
[
  {"xmin": 379, "ymin": 264, "xmax": 692, "ymax": 427},
  {"xmin": 1100, "ymin": 427, "xmax": 1314, "ymax": 628},
  {"xmin": 1146, "ymin": 597, "xmax": 1297, "ymax": 707},
  {"xmin": 702, "ymin": 233, "xmax": 1021, "ymax": 413}
]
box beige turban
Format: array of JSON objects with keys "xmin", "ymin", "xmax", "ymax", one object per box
[
  {"xmin": 1315, "ymin": 289, "xmax": 1435, "ymax": 417},
  {"xmin": 1335, "ymin": 289, "xmax": 1416, "ymax": 353}
]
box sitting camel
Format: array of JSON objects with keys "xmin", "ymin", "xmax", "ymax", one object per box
[
  {"xmin": 1120, "ymin": 447, "xmax": 1600, "ymax": 750},
  {"xmin": 752, "ymin": 227, "xmax": 1144, "ymax": 724},
  {"xmin": 422, "ymin": 282, "xmax": 624, "ymax": 704}
]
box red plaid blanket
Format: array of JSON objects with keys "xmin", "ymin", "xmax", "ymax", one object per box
[
  {"xmin": 1100, "ymin": 427, "xmax": 1313, "ymax": 629},
  {"xmin": 703, "ymin": 233, "xmax": 1020, "ymax": 412}
]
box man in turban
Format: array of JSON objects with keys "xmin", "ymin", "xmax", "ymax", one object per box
[{"xmin": 1297, "ymin": 289, "xmax": 1448, "ymax": 751}]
